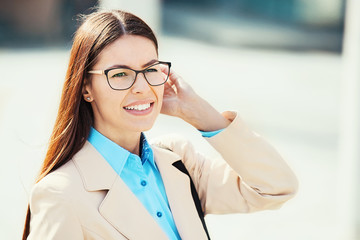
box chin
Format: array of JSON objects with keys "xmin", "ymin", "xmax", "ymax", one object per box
[
  {"xmin": 128, "ymin": 119, "xmax": 157, "ymax": 133},
  {"xmin": 122, "ymin": 108, "xmax": 160, "ymax": 133}
]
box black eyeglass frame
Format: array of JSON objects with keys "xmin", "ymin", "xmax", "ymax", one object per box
[{"xmin": 88, "ymin": 61, "xmax": 172, "ymax": 91}]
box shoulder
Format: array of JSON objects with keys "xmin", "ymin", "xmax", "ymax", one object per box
[
  {"xmin": 27, "ymin": 161, "xmax": 87, "ymax": 239},
  {"xmin": 27, "ymin": 143, "xmax": 91, "ymax": 208},
  {"xmin": 30, "ymin": 141, "xmax": 104, "ymax": 200},
  {"xmin": 150, "ymin": 133, "xmax": 197, "ymax": 159},
  {"xmin": 30, "ymin": 160, "xmax": 83, "ymax": 203}
]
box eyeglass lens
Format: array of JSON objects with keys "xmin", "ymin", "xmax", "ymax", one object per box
[{"xmin": 106, "ymin": 63, "xmax": 169, "ymax": 90}]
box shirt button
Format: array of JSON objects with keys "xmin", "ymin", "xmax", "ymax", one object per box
[
  {"xmin": 156, "ymin": 211, "xmax": 162, "ymax": 218},
  {"xmin": 141, "ymin": 180, "xmax": 147, "ymax": 186}
]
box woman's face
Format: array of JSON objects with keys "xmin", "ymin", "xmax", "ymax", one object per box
[{"xmin": 84, "ymin": 35, "xmax": 163, "ymax": 138}]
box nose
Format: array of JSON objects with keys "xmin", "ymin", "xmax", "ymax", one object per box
[{"xmin": 131, "ymin": 72, "xmax": 151, "ymax": 94}]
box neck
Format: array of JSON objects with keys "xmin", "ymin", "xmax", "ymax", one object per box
[{"xmin": 93, "ymin": 124, "xmax": 141, "ymax": 155}]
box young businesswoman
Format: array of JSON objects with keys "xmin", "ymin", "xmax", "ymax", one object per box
[{"xmin": 23, "ymin": 9, "xmax": 298, "ymax": 240}]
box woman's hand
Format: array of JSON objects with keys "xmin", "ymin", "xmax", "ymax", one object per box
[{"xmin": 160, "ymin": 68, "xmax": 231, "ymax": 131}]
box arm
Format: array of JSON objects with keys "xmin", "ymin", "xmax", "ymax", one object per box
[
  {"xmin": 203, "ymin": 111, "xmax": 299, "ymax": 213},
  {"xmin": 154, "ymin": 114, "xmax": 298, "ymax": 214},
  {"xmin": 160, "ymin": 69, "xmax": 298, "ymax": 214}
]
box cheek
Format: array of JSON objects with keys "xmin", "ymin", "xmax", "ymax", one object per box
[{"xmin": 93, "ymin": 86, "xmax": 127, "ymax": 111}]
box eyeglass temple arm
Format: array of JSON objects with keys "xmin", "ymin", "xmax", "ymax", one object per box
[{"xmin": 88, "ymin": 70, "xmax": 104, "ymax": 75}]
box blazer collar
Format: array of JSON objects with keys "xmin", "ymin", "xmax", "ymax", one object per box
[
  {"xmin": 73, "ymin": 141, "xmax": 116, "ymax": 191},
  {"xmin": 73, "ymin": 141, "xmax": 168, "ymax": 239},
  {"xmin": 72, "ymin": 141, "xmax": 208, "ymax": 239}
]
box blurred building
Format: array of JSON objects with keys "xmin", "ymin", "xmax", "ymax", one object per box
[
  {"xmin": 0, "ymin": 0, "xmax": 97, "ymax": 47},
  {"xmin": 164, "ymin": 0, "xmax": 344, "ymax": 27},
  {"xmin": 162, "ymin": 0, "xmax": 345, "ymax": 51},
  {"xmin": 0, "ymin": 0, "xmax": 345, "ymax": 51}
]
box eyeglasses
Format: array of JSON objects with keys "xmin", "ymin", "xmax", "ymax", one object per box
[{"xmin": 88, "ymin": 61, "xmax": 171, "ymax": 90}]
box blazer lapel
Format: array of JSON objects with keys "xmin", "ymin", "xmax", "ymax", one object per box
[
  {"xmin": 73, "ymin": 141, "xmax": 168, "ymax": 240},
  {"xmin": 98, "ymin": 175, "xmax": 168, "ymax": 239},
  {"xmin": 152, "ymin": 145, "xmax": 209, "ymax": 240}
]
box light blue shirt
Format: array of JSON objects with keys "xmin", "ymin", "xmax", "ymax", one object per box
[
  {"xmin": 199, "ymin": 129, "xmax": 224, "ymax": 138},
  {"xmin": 87, "ymin": 127, "xmax": 223, "ymax": 239}
]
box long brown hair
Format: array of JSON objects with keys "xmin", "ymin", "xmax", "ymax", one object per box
[{"xmin": 22, "ymin": 9, "xmax": 158, "ymax": 239}]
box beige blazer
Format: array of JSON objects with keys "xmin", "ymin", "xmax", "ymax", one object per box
[{"xmin": 27, "ymin": 112, "xmax": 298, "ymax": 240}]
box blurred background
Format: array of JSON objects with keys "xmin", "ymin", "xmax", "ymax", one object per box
[{"xmin": 1, "ymin": 0, "xmax": 359, "ymax": 239}]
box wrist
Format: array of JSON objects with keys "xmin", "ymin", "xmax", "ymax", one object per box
[{"xmin": 180, "ymin": 99, "xmax": 231, "ymax": 131}]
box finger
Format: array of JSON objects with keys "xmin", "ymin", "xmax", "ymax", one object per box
[
  {"xmin": 163, "ymin": 67, "xmax": 189, "ymax": 94},
  {"xmin": 159, "ymin": 63, "xmax": 182, "ymax": 83},
  {"xmin": 167, "ymin": 69, "xmax": 184, "ymax": 91},
  {"xmin": 160, "ymin": 64, "xmax": 169, "ymax": 75},
  {"xmin": 163, "ymin": 80, "xmax": 176, "ymax": 94},
  {"xmin": 163, "ymin": 81, "xmax": 173, "ymax": 91},
  {"xmin": 164, "ymin": 79, "xmax": 177, "ymax": 94}
]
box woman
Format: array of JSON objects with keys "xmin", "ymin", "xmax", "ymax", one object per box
[{"xmin": 23, "ymin": 9, "xmax": 298, "ymax": 240}]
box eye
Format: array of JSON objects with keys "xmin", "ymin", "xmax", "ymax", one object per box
[
  {"xmin": 145, "ymin": 68, "xmax": 158, "ymax": 73},
  {"xmin": 111, "ymin": 72, "xmax": 127, "ymax": 78}
]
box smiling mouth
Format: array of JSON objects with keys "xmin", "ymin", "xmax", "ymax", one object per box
[{"xmin": 123, "ymin": 102, "xmax": 154, "ymax": 111}]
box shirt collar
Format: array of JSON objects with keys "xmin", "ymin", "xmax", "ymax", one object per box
[
  {"xmin": 140, "ymin": 133, "xmax": 155, "ymax": 167},
  {"xmin": 87, "ymin": 127, "xmax": 156, "ymax": 174}
]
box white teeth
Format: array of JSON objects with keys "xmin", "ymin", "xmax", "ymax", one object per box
[{"xmin": 124, "ymin": 103, "xmax": 151, "ymax": 111}]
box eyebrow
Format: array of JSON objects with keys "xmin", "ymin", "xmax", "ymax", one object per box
[{"xmin": 107, "ymin": 59, "xmax": 158, "ymax": 69}]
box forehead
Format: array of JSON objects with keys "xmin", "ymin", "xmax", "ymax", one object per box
[{"xmin": 94, "ymin": 35, "xmax": 158, "ymax": 69}]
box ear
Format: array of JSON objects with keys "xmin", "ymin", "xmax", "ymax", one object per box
[{"xmin": 82, "ymin": 79, "xmax": 93, "ymax": 102}]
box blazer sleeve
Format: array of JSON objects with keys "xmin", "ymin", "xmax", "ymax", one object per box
[
  {"xmin": 154, "ymin": 111, "xmax": 298, "ymax": 215},
  {"xmin": 27, "ymin": 175, "xmax": 84, "ymax": 240}
]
